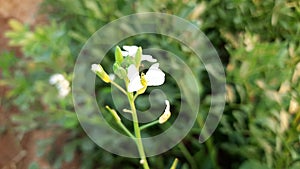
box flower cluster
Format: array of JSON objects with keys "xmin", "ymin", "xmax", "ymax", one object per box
[
  {"xmin": 90, "ymin": 45, "xmax": 174, "ymax": 169},
  {"xmin": 91, "ymin": 45, "xmax": 172, "ymax": 123},
  {"xmin": 49, "ymin": 73, "xmax": 70, "ymax": 98},
  {"xmin": 120, "ymin": 45, "xmax": 165, "ymax": 93}
]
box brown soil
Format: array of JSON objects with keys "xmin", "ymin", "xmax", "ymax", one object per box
[
  {"xmin": 0, "ymin": 1, "xmax": 80, "ymax": 169},
  {"xmin": 0, "ymin": 0, "xmax": 44, "ymax": 51}
]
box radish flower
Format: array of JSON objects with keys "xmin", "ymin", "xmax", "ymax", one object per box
[
  {"xmin": 49, "ymin": 73, "xmax": 70, "ymax": 98},
  {"xmin": 127, "ymin": 63, "xmax": 165, "ymax": 92}
]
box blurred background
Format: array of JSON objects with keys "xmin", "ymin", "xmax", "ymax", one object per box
[{"xmin": 0, "ymin": 0, "xmax": 299, "ymax": 169}]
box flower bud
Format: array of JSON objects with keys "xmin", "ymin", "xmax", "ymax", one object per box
[
  {"xmin": 159, "ymin": 100, "xmax": 171, "ymax": 124},
  {"xmin": 115, "ymin": 46, "xmax": 124, "ymax": 64},
  {"xmin": 135, "ymin": 47, "xmax": 142, "ymax": 67},
  {"xmin": 91, "ymin": 64, "xmax": 110, "ymax": 83},
  {"xmin": 105, "ymin": 106, "xmax": 121, "ymax": 122},
  {"xmin": 113, "ymin": 63, "xmax": 127, "ymax": 79}
]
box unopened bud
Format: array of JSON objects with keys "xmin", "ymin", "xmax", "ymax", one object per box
[
  {"xmin": 91, "ymin": 64, "xmax": 110, "ymax": 83},
  {"xmin": 135, "ymin": 47, "xmax": 142, "ymax": 67},
  {"xmin": 159, "ymin": 100, "xmax": 171, "ymax": 124},
  {"xmin": 105, "ymin": 106, "xmax": 121, "ymax": 122},
  {"xmin": 115, "ymin": 46, "xmax": 124, "ymax": 64}
]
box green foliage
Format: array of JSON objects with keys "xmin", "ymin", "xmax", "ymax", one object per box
[
  {"xmin": 2, "ymin": 20, "xmax": 75, "ymax": 133},
  {"xmin": 2, "ymin": 0, "xmax": 300, "ymax": 168},
  {"xmin": 28, "ymin": 162, "xmax": 39, "ymax": 169}
]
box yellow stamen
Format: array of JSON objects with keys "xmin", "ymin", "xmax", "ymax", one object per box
[{"xmin": 137, "ymin": 73, "xmax": 147, "ymax": 94}]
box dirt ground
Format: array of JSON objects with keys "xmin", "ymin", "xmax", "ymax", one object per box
[
  {"xmin": 0, "ymin": 1, "xmax": 79, "ymax": 168},
  {"xmin": 0, "ymin": 0, "xmax": 44, "ymax": 51}
]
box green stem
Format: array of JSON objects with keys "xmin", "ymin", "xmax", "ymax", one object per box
[
  {"xmin": 196, "ymin": 114, "xmax": 220, "ymax": 169},
  {"xmin": 140, "ymin": 120, "xmax": 159, "ymax": 131},
  {"xmin": 128, "ymin": 93, "xmax": 150, "ymax": 169},
  {"xmin": 110, "ymin": 80, "xmax": 127, "ymax": 95},
  {"xmin": 133, "ymin": 93, "xmax": 139, "ymax": 100},
  {"xmin": 178, "ymin": 143, "xmax": 197, "ymax": 169},
  {"xmin": 117, "ymin": 121, "xmax": 135, "ymax": 139},
  {"xmin": 105, "ymin": 106, "xmax": 135, "ymax": 139}
]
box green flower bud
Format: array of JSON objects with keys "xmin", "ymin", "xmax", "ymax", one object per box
[
  {"xmin": 113, "ymin": 63, "xmax": 127, "ymax": 79},
  {"xmin": 115, "ymin": 46, "xmax": 123, "ymax": 64},
  {"xmin": 91, "ymin": 64, "xmax": 110, "ymax": 83},
  {"xmin": 135, "ymin": 47, "xmax": 142, "ymax": 68},
  {"xmin": 105, "ymin": 106, "xmax": 121, "ymax": 122}
]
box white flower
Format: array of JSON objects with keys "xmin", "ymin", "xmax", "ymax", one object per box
[
  {"xmin": 49, "ymin": 74, "xmax": 65, "ymax": 85},
  {"xmin": 58, "ymin": 86, "xmax": 70, "ymax": 98},
  {"xmin": 49, "ymin": 73, "xmax": 70, "ymax": 98},
  {"xmin": 122, "ymin": 45, "xmax": 157, "ymax": 62},
  {"xmin": 159, "ymin": 100, "xmax": 171, "ymax": 124},
  {"xmin": 127, "ymin": 63, "xmax": 165, "ymax": 92}
]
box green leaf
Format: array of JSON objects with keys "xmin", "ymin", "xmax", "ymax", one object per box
[
  {"xmin": 28, "ymin": 162, "xmax": 39, "ymax": 169},
  {"xmin": 239, "ymin": 160, "xmax": 270, "ymax": 169},
  {"xmin": 63, "ymin": 143, "xmax": 76, "ymax": 163}
]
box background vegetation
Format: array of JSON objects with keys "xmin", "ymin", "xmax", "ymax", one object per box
[{"xmin": 1, "ymin": 0, "xmax": 299, "ymax": 168}]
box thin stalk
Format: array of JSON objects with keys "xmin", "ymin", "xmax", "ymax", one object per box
[
  {"xmin": 110, "ymin": 80, "xmax": 127, "ymax": 95},
  {"xmin": 105, "ymin": 106, "xmax": 135, "ymax": 139},
  {"xmin": 196, "ymin": 114, "xmax": 220, "ymax": 169},
  {"xmin": 117, "ymin": 121, "xmax": 135, "ymax": 139},
  {"xmin": 140, "ymin": 120, "xmax": 159, "ymax": 131},
  {"xmin": 133, "ymin": 93, "xmax": 139, "ymax": 100},
  {"xmin": 128, "ymin": 93, "xmax": 150, "ymax": 169},
  {"xmin": 178, "ymin": 143, "xmax": 197, "ymax": 169}
]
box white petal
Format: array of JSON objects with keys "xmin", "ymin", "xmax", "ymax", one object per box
[
  {"xmin": 127, "ymin": 64, "xmax": 143, "ymax": 92},
  {"xmin": 144, "ymin": 63, "xmax": 165, "ymax": 86},
  {"xmin": 91, "ymin": 64, "xmax": 101, "ymax": 73},
  {"xmin": 141, "ymin": 55, "xmax": 157, "ymax": 62},
  {"xmin": 123, "ymin": 45, "xmax": 138, "ymax": 56},
  {"xmin": 121, "ymin": 51, "xmax": 129, "ymax": 56},
  {"xmin": 58, "ymin": 86, "xmax": 70, "ymax": 98},
  {"xmin": 49, "ymin": 74, "xmax": 64, "ymax": 85},
  {"xmin": 57, "ymin": 80, "xmax": 69, "ymax": 89},
  {"xmin": 128, "ymin": 76, "xmax": 144, "ymax": 92},
  {"xmin": 127, "ymin": 64, "xmax": 139, "ymax": 80},
  {"xmin": 165, "ymin": 100, "xmax": 170, "ymax": 111},
  {"xmin": 49, "ymin": 73, "xmax": 70, "ymax": 98}
]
